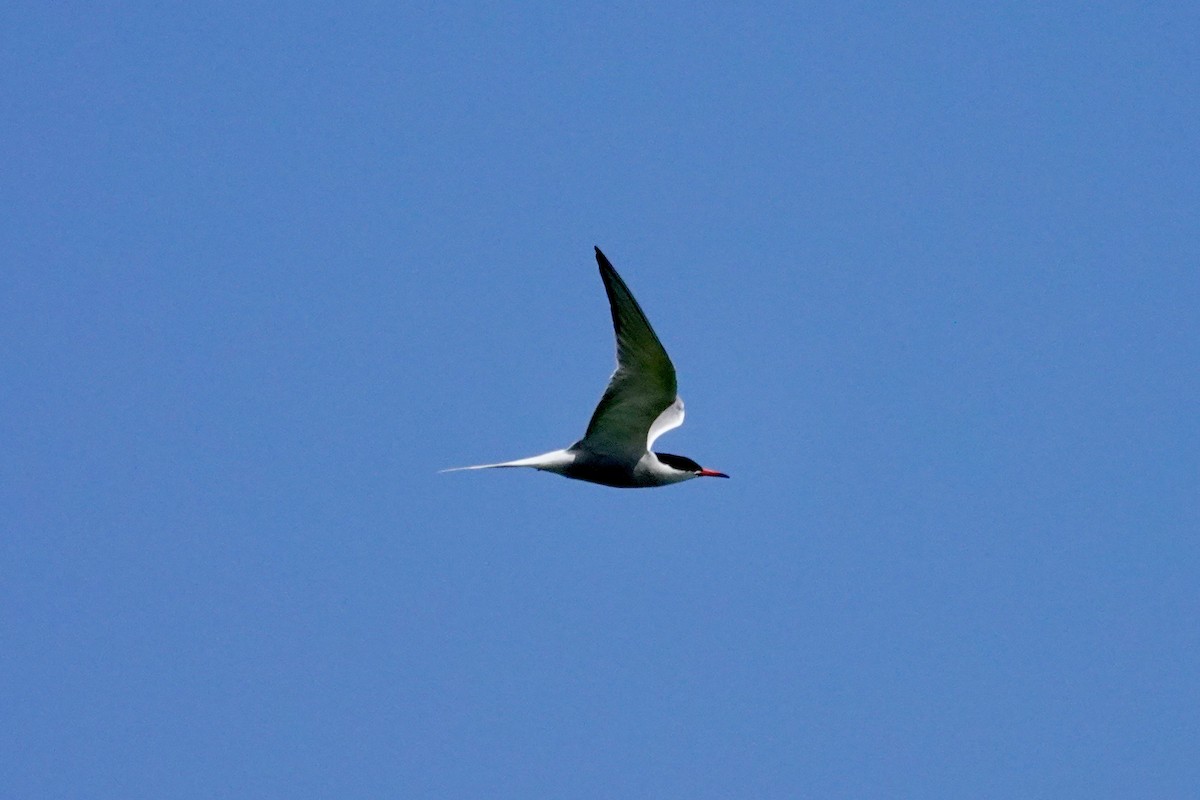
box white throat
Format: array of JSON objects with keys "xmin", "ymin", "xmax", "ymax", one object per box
[{"xmin": 636, "ymin": 452, "xmax": 699, "ymax": 486}]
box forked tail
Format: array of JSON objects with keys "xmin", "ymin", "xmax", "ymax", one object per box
[{"xmin": 439, "ymin": 449, "xmax": 575, "ymax": 474}]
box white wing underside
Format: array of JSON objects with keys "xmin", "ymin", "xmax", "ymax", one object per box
[
  {"xmin": 646, "ymin": 396, "xmax": 685, "ymax": 449},
  {"xmin": 576, "ymin": 248, "xmax": 684, "ymax": 460}
]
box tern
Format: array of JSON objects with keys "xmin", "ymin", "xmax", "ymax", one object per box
[{"xmin": 443, "ymin": 246, "xmax": 728, "ymax": 488}]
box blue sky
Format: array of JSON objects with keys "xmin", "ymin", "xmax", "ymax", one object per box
[{"xmin": 3, "ymin": 3, "xmax": 1197, "ymax": 797}]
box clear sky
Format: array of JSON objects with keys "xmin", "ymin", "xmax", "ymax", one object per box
[{"xmin": 3, "ymin": 3, "xmax": 1197, "ymax": 798}]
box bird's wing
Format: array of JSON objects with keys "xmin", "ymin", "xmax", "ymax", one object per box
[
  {"xmin": 577, "ymin": 247, "xmax": 681, "ymax": 459},
  {"xmin": 646, "ymin": 395, "xmax": 685, "ymax": 449}
]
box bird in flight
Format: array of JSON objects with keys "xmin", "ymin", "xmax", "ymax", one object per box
[{"xmin": 443, "ymin": 246, "xmax": 728, "ymax": 488}]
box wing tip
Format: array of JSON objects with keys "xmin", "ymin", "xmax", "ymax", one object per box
[{"xmin": 594, "ymin": 245, "xmax": 612, "ymax": 270}]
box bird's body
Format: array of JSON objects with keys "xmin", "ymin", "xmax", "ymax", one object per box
[
  {"xmin": 446, "ymin": 447, "xmax": 709, "ymax": 488},
  {"xmin": 443, "ymin": 247, "xmax": 727, "ymax": 488}
]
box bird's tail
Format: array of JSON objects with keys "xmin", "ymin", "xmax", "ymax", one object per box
[{"xmin": 439, "ymin": 449, "xmax": 575, "ymax": 474}]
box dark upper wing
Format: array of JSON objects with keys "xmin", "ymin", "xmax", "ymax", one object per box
[{"xmin": 578, "ymin": 247, "xmax": 682, "ymax": 458}]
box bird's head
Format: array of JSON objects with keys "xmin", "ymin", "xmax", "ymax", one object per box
[{"xmin": 655, "ymin": 452, "xmax": 729, "ymax": 480}]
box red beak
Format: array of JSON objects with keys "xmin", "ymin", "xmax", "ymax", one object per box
[{"xmin": 698, "ymin": 468, "xmax": 729, "ymax": 479}]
